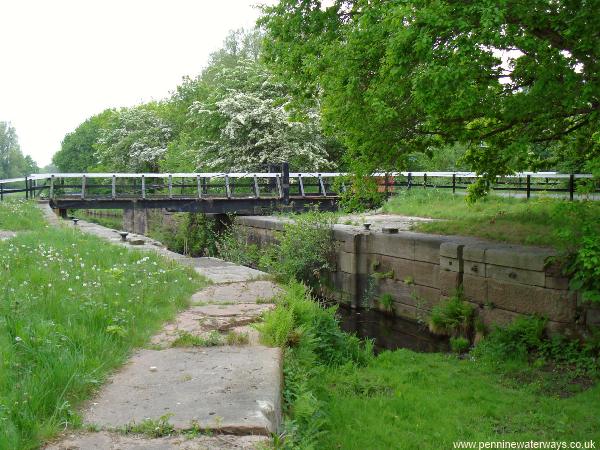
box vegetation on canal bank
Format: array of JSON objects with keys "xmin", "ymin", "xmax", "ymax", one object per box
[
  {"xmin": 383, "ymin": 189, "xmax": 600, "ymax": 248},
  {"xmin": 260, "ymin": 284, "xmax": 599, "ymax": 449},
  {"xmin": 0, "ymin": 200, "xmax": 205, "ymax": 449}
]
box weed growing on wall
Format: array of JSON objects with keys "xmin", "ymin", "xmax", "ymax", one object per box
[
  {"xmin": 428, "ymin": 289, "xmax": 473, "ymax": 337},
  {"xmin": 216, "ymin": 222, "xmax": 262, "ymax": 267},
  {"xmin": 260, "ymin": 211, "xmax": 336, "ymax": 287}
]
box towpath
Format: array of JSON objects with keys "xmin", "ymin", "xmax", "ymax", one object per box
[{"xmin": 39, "ymin": 203, "xmax": 282, "ymax": 449}]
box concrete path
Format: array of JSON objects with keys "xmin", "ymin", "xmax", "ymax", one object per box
[{"xmin": 39, "ymin": 204, "xmax": 283, "ymax": 449}]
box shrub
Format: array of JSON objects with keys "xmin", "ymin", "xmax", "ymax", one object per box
[
  {"xmin": 335, "ymin": 175, "xmax": 385, "ymax": 212},
  {"xmin": 428, "ymin": 291, "xmax": 474, "ymax": 337},
  {"xmin": 256, "ymin": 281, "xmax": 373, "ymax": 448},
  {"xmin": 216, "ymin": 222, "xmax": 261, "ymax": 267},
  {"xmin": 148, "ymin": 212, "xmax": 218, "ymax": 257},
  {"xmin": 473, "ymin": 316, "xmax": 599, "ymax": 378},
  {"xmin": 450, "ymin": 336, "xmax": 470, "ymax": 354},
  {"xmin": 260, "ymin": 211, "xmax": 336, "ymax": 287},
  {"xmin": 379, "ymin": 293, "xmax": 394, "ymax": 312}
]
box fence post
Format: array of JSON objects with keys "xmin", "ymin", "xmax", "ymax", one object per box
[
  {"xmin": 25, "ymin": 176, "xmax": 29, "ymax": 199},
  {"xmin": 112, "ymin": 175, "xmax": 116, "ymax": 199},
  {"xmin": 281, "ymin": 162, "xmax": 290, "ymax": 205},
  {"xmin": 0, "ymin": 182, "xmax": 3, "ymax": 201},
  {"xmin": 569, "ymin": 174, "xmax": 575, "ymax": 201},
  {"xmin": 81, "ymin": 175, "xmax": 86, "ymax": 199},
  {"xmin": 526, "ymin": 175, "xmax": 531, "ymax": 199},
  {"xmin": 141, "ymin": 175, "xmax": 146, "ymax": 199},
  {"xmin": 407, "ymin": 172, "xmax": 412, "ymax": 190},
  {"xmin": 452, "ymin": 173, "xmax": 456, "ymax": 194},
  {"xmin": 50, "ymin": 175, "xmax": 54, "ymax": 199}
]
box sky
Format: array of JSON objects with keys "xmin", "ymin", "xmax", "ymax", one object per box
[{"xmin": 0, "ymin": 0, "xmax": 275, "ymax": 167}]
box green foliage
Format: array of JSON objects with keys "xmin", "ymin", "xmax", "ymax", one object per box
[
  {"xmin": 473, "ymin": 316, "xmax": 599, "ymax": 379},
  {"xmin": 379, "ymin": 293, "xmax": 394, "ymax": 312},
  {"xmin": 0, "ymin": 219, "xmax": 204, "ymax": 449},
  {"xmin": 171, "ymin": 330, "xmax": 222, "ymax": 348},
  {"xmin": 216, "ymin": 222, "xmax": 262, "ymax": 267},
  {"xmin": 260, "ymin": 211, "xmax": 336, "ymax": 287},
  {"xmin": 383, "ymin": 189, "xmax": 600, "ymax": 247},
  {"xmin": 148, "ymin": 213, "xmax": 218, "ymax": 257},
  {"xmin": 450, "ymin": 336, "xmax": 470, "ymax": 354},
  {"xmin": 256, "ymin": 282, "xmax": 373, "ymax": 448},
  {"xmin": 260, "ymin": 0, "xmax": 600, "ymax": 193},
  {"xmin": 0, "ymin": 199, "xmax": 45, "ymax": 231},
  {"xmin": 428, "ymin": 291, "xmax": 473, "ymax": 337},
  {"xmin": 121, "ymin": 414, "xmax": 175, "ymax": 437},
  {"xmin": 564, "ymin": 230, "xmax": 600, "ymax": 303},
  {"xmin": 336, "ymin": 175, "xmax": 385, "ymax": 213},
  {"xmin": 0, "ymin": 122, "xmax": 38, "ymax": 179},
  {"xmin": 52, "ymin": 110, "xmax": 115, "ymax": 173}
]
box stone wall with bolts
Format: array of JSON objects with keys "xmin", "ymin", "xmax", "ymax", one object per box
[{"xmin": 235, "ymin": 216, "xmax": 599, "ymax": 337}]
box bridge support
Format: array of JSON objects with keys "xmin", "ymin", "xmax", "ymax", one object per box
[{"xmin": 123, "ymin": 203, "xmax": 148, "ymax": 235}]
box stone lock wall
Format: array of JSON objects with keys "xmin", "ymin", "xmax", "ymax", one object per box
[{"xmin": 236, "ymin": 216, "xmax": 599, "ymax": 336}]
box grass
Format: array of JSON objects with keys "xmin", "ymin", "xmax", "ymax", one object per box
[
  {"xmin": 0, "ymin": 200, "xmax": 206, "ymax": 449},
  {"xmin": 382, "ymin": 189, "xmax": 600, "ymax": 247},
  {"xmin": 314, "ymin": 350, "xmax": 600, "ymax": 449},
  {"xmin": 258, "ymin": 283, "xmax": 599, "ymax": 449},
  {"xmin": 171, "ymin": 330, "xmax": 222, "ymax": 347}
]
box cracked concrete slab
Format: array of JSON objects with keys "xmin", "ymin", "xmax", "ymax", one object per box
[
  {"xmin": 191, "ymin": 281, "xmax": 282, "ymax": 305},
  {"xmin": 83, "ymin": 347, "xmax": 281, "ymax": 434},
  {"xmin": 44, "ymin": 431, "xmax": 267, "ymax": 449},
  {"xmin": 151, "ymin": 304, "xmax": 274, "ymax": 347}
]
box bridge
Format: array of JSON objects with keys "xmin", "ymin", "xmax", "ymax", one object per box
[{"xmin": 1, "ymin": 167, "xmax": 597, "ymax": 216}]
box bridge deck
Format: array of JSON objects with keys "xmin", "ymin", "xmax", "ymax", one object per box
[{"xmin": 49, "ymin": 195, "xmax": 338, "ymax": 214}]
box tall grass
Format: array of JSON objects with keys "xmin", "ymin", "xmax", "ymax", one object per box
[
  {"xmin": 0, "ymin": 205, "xmax": 205, "ymax": 449},
  {"xmin": 0, "ymin": 199, "xmax": 46, "ymax": 231},
  {"xmin": 382, "ymin": 189, "xmax": 600, "ymax": 247}
]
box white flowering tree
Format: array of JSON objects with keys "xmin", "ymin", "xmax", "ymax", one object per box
[
  {"xmin": 161, "ymin": 30, "xmax": 340, "ymax": 172},
  {"xmin": 95, "ymin": 106, "xmax": 171, "ymax": 172}
]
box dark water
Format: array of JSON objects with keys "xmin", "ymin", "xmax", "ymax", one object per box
[{"xmin": 336, "ymin": 306, "xmax": 449, "ymax": 353}]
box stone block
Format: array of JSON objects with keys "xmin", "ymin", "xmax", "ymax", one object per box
[
  {"xmin": 376, "ymin": 255, "xmax": 413, "ymax": 281},
  {"xmin": 463, "ymin": 244, "xmax": 488, "ymax": 263},
  {"xmin": 412, "ymin": 284, "xmax": 442, "ymax": 308},
  {"xmin": 485, "ymin": 246, "xmax": 556, "ymax": 271},
  {"xmin": 375, "ymin": 278, "xmax": 414, "ymax": 305},
  {"xmin": 413, "ymin": 234, "xmax": 448, "ymax": 263},
  {"xmin": 486, "ymin": 279, "xmax": 576, "ymax": 322},
  {"xmin": 439, "ymin": 242, "xmax": 464, "ymax": 259},
  {"xmin": 392, "ymin": 302, "xmax": 431, "ymax": 321},
  {"xmin": 545, "ymin": 275, "xmax": 570, "ymax": 290},
  {"xmin": 462, "ymin": 273, "xmax": 488, "ymax": 303},
  {"xmin": 338, "ymin": 251, "xmax": 358, "ymax": 274},
  {"xmin": 486, "ymin": 264, "xmax": 545, "ymax": 287},
  {"xmin": 365, "ymin": 232, "xmax": 415, "ymax": 259},
  {"xmin": 439, "ymin": 270, "xmax": 462, "ymax": 296},
  {"xmin": 412, "ymin": 260, "xmax": 439, "ymax": 288},
  {"xmin": 464, "ymin": 260, "xmax": 486, "ymax": 277},
  {"xmin": 439, "ymin": 256, "xmax": 462, "ymax": 273},
  {"xmin": 331, "ymin": 271, "xmax": 358, "ymax": 296}
]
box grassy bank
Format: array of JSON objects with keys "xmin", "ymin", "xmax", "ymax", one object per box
[
  {"xmin": 0, "ymin": 200, "xmax": 205, "ymax": 449},
  {"xmin": 261, "ymin": 284, "xmax": 599, "ymax": 449},
  {"xmin": 382, "ymin": 190, "xmax": 600, "ymax": 247}
]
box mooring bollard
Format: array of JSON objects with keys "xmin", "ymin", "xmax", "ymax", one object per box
[
  {"xmin": 72, "ymin": 218, "xmax": 79, "ymax": 226},
  {"xmin": 119, "ymin": 232, "xmax": 129, "ymax": 242},
  {"xmin": 363, "ymin": 223, "xmax": 371, "ymax": 231}
]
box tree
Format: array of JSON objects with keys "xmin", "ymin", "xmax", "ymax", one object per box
[
  {"xmin": 0, "ymin": 122, "xmax": 36, "ymax": 178},
  {"xmin": 161, "ymin": 29, "xmax": 341, "ymax": 172},
  {"xmin": 95, "ymin": 105, "xmax": 172, "ymax": 172},
  {"xmin": 260, "ymin": 0, "xmax": 600, "ymax": 193},
  {"xmin": 53, "ymin": 110, "xmax": 115, "ymax": 172}
]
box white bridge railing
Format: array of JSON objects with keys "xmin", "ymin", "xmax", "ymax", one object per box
[{"xmin": 0, "ymin": 171, "xmax": 597, "ymax": 202}]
